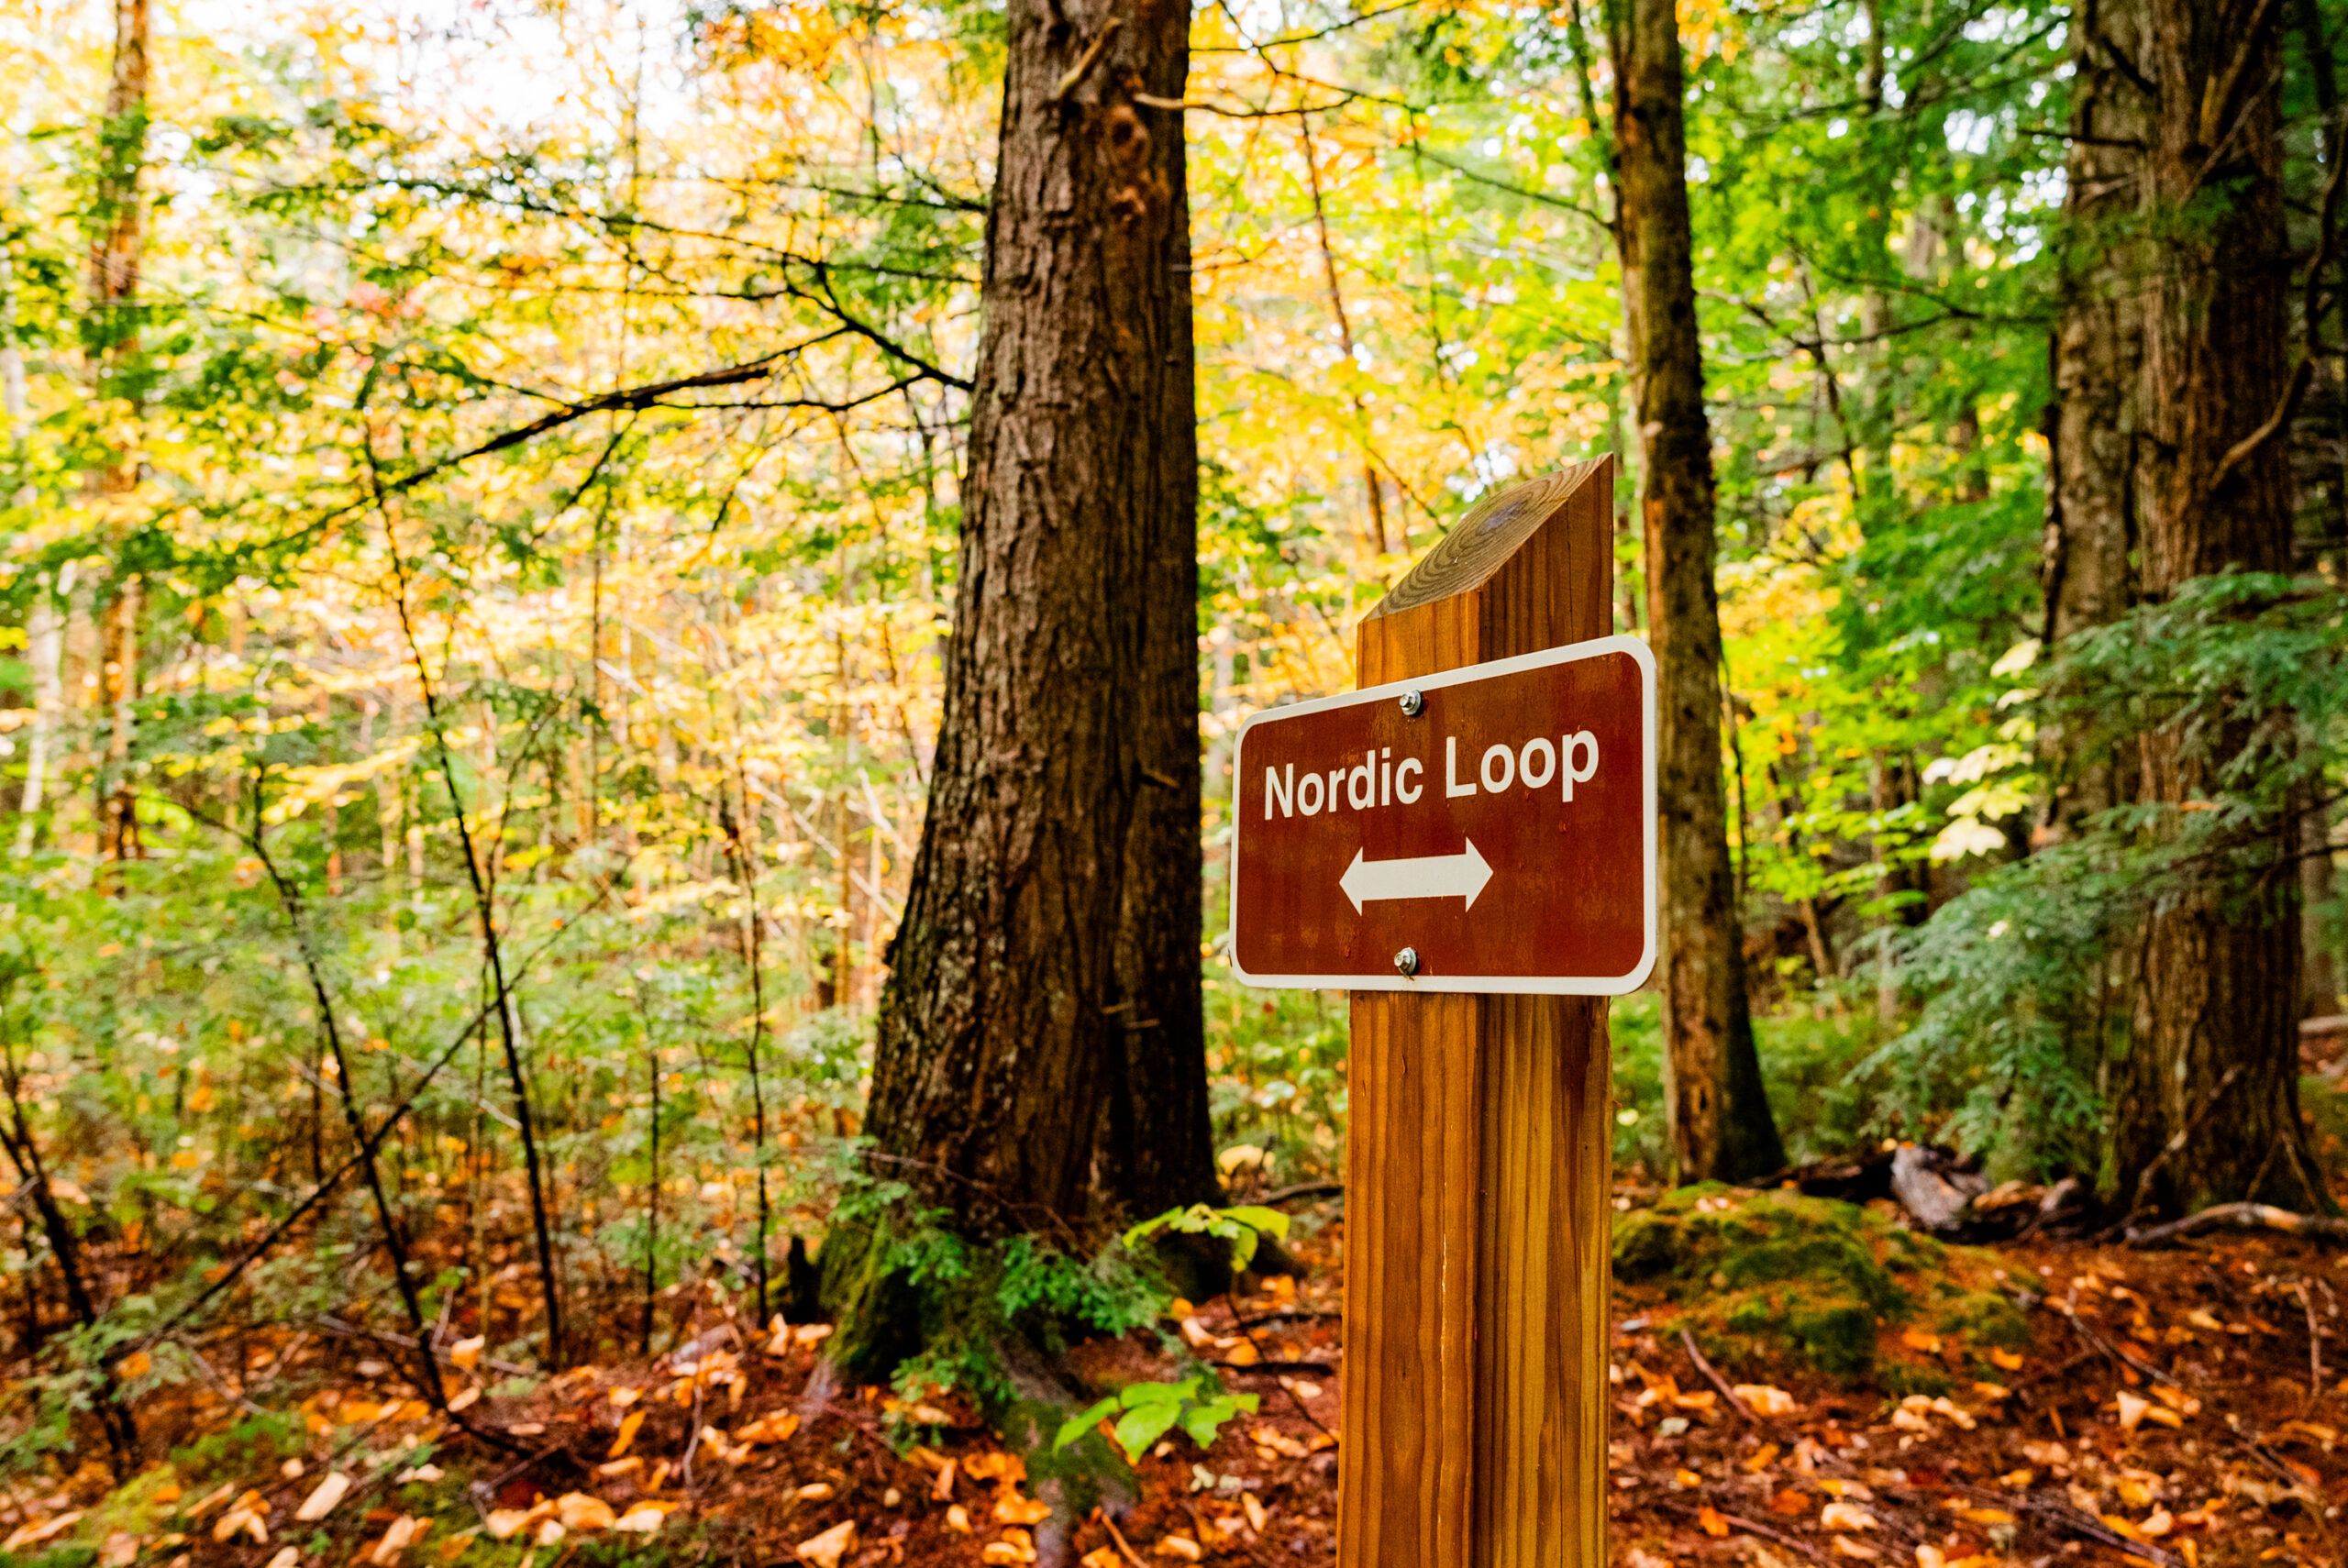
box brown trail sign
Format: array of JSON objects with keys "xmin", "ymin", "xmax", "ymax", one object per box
[
  {"xmin": 1233, "ymin": 458, "xmax": 1635, "ymax": 1567},
  {"xmin": 1229, "ymin": 635, "xmax": 1654, "ymax": 992}
]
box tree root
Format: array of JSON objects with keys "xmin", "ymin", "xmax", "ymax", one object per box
[{"xmin": 2126, "ymin": 1202, "xmax": 2348, "ymax": 1248}]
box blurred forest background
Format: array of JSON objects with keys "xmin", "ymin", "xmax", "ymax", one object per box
[{"xmin": 0, "ymin": 0, "xmax": 2344, "ymax": 1523}]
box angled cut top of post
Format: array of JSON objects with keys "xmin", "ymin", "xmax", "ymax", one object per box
[{"xmin": 1359, "ymin": 458, "xmax": 1613, "ymax": 680}]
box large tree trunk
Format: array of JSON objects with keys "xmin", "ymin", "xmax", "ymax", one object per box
[
  {"xmin": 823, "ymin": 0, "xmax": 1216, "ymax": 1362},
  {"xmin": 1608, "ymin": 0, "xmax": 1784, "ymax": 1183},
  {"xmin": 2039, "ymin": 0, "xmax": 2149, "ymax": 834},
  {"xmin": 2107, "ymin": 0, "xmax": 2323, "ymax": 1218}
]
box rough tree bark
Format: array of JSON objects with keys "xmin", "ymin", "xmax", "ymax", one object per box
[
  {"xmin": 2039, "ymin": 0, "xmax": 2150, "ymax": 836},
  {"xmin": 1607, "ymin": 0, "xmax": 1784, "ymax": 1182},
  {"xmin": 2108, "ymin": 0, "xmax": 2324, "ymax": 1217},
  {"xmin": 821, "ymin": 0, "xmax": 1217, "ymax": 1364}
]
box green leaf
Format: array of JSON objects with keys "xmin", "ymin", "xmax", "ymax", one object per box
[
  {"xmin": 1053, "ymin": 1397, "xmax": 1118, "ymax": 1452},
  {"xmin": 1225, "ymin": 1223, "xmax": 1259, "ymax": 1271},
  {"xmin": 1116, "ymin": 1376, "xmax": 1195, "ymax": 1410},
  {"xmin": 1178, "ymin": 1397, "xmax": 1239, "ymax": 1451},
  {"xmin": 1215, "ymin": 1206, "xmax": 1290, "ymax": 1242},
  {"xmin": 1111, "ymin": 1399, "xmax": 1185, "ymax": 1462}
]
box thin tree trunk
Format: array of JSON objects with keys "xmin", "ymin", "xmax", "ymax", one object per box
[
  {"xmin": 823, "ymin": 0, "xmax": 1216, "ymax": 1362},
  {"xmin": 719, "ymin": 783, "xmax": 772, "ymax": 1325},
  {"xmin": 1297, "ymin": 113, "xmax": 1389, "ymax": 556},
  {"xmin": 2109, "ymin": 0, "xmax": 2323, "ymax": 1217},
  {"xmin": 1607, "ymin": 0, "xmax": 1785, "ymax": 1181},
  {"xmin": 88, "ymin": 0, "xmax": 147, "ymax": 867},
  {"xmin": 2040, "ymin": 0, "xmax": 2150, "ymax": 837},
  {"xmin": 0, "ymin": 1044, "xmax": 137, "ymax": 1468},
  {"xmin": 642, "ymin": 1005, "xmax": 660, "ymax": 1355},
  {"xmin": 242, "ymin": 772, "xmax": 450, "ymax": 1408},
  {"xmin": 382, "ymin": 536, "xmax": 568, "ymax": 1364},
  {"xmin": 3, "ymin": 256, "xmax": 66, "ymax": 858}
]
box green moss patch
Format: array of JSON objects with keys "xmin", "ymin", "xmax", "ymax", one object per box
[{"xmin": 1611, "ymin": 1183, "xmax": 2025, "ymax": 1382}]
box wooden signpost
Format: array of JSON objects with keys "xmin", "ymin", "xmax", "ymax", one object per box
[{"xmin": 1229, "ymin": 458, "xmax": 1646, "ymax": 1567}]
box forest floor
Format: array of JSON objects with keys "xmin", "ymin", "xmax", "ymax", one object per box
[{"xmin": 4, "ymin": 1191, "xmax": 2342, "ymax": 1568}]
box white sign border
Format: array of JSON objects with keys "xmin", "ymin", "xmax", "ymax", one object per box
[{"xmin": 1227, "ymin": 634, "xmax": 1659, "ymax": 996}]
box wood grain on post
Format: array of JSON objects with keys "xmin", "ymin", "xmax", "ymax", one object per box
[{"xmin": 1339, "ymin": 458, "xmax": 1614, "ymax": 1568}]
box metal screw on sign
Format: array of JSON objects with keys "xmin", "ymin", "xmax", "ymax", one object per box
[
  {"xmin": 1398, "ymin": 689, "xmax": 1424, "ymax": 717},
  {"xmin": 1392, "ymin": 946, "xmax": 1419, "ymax": 977}
]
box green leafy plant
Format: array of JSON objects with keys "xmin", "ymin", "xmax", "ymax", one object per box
[
  {"xmin": 1122, "ymin": 1204, "xmax": 1290, "ymax": 1272},
  {"xmin": 1052, "ymin": 1376, "xmax": 1260, "ymax": 1463}
]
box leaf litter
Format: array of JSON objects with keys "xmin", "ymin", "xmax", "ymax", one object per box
[{"xmin": 4, "ymin": 1187, "xmax": 2341, "ymax": 1568}]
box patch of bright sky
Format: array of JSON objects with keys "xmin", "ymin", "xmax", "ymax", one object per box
[{"xmin": 176, "ymin": 0, "xmax": 705, "ymax": 140}]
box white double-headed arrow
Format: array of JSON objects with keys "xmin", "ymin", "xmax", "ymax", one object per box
[{"xmin": 1339, "ymin": 840, "xmax": 1494, "ymax": 913}]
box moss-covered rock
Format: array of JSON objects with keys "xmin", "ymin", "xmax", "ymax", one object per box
[
  {"xmin": 1611, "ymin": 1182, "xmax": 2024, "ymax": 1382},
  {"xmin": 1929, "ymin": 1286, "xmax": 2032, "ymax": 1349}
]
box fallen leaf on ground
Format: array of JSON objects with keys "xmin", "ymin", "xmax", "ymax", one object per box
[
  {"xmin": 1734, "ymin": 1385, "xmax": 1799, "ymax": 1417},
  {"xmin": 449, "ymin": 1337, "xmax": 484, "ymax": 1371},
  {"xmin": 984, "ymin": 1529, "xmax": 1040, "ymax": 1564},
  {"xmin": 1251, "ymin": 1426, "xmax": 1310, "ymax": 1459},
  {"xmin": 1698, "ymin": 1507, "xmax": 1729, "ymax": 1537},
  {"xmin": 4, "ymin": 1514, "xmax": 84, "ymax": 1553},
  {"xmin": 261, "ymin": 1548, "xmax": 298, "ymax": 1568},
  {"xmin": 609, "ymin": 1410, "xmax": 645, "ymax": 1458},
  {"xmin": 1150, "ymin": 1536, "xmax": 1201, "ymax": 1562},
  {"xmin": 793, "ymin": 1519, "xmax": 857, "ymax": 1568},
  {"xmin": 737, "ymin": 1412, "xmax": 800, "ymax": 1445},
  {"xmin": 963, "ymin": 1452, "xmax": 1025, "ymax": 1484},
  {"xmin": 213, "ymin": 1493, "xmax": 269, "ymax": 1545},
  {"xmin": 295, "ymin": 1473, "xmax": 353, "ymax": 1521},
  {"xmin": 369, "ymin": 1516, "xmax": 430, "ymax": 1565},
  {"xmin": 1821, "ymin": 1502, "xmax": 1877, "ymax": 1532},
  {"xmin": 554, "ymin": 1494, "xmax": 615, "ymax": 1532}
]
